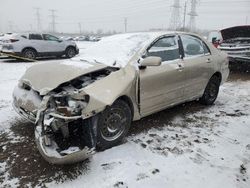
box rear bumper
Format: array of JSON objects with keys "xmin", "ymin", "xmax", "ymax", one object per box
[
  {"xmin": 221, "ymin": 67, "xmax": 230, "ymax": 84},
  {"xmin": 219, "ymin": 47, "xmax": 250, "ymax": 63},
  {"xmin": 228, "ymin": 56, "xmax": 250, "ymax": 63}
]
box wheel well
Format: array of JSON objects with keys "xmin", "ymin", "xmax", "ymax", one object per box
[
  {"xmin": 22, "ymin": 47, "xmax": 37, "ymax": 54},
  {"xmin": 117, "ymin": 96, "xmax": 134, "ymax": 119},
  {"xmin": 212, "ymin": 72, "xmax": 222, "ymax": 83}
]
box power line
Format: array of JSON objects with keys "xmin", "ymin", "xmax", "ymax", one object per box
[{"xmin": 201, "ymin": 0, "xmax": 250, "ymax": 3}]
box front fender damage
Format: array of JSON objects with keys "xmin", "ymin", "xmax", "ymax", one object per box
[
  {"xmin": 34, "ymin": 67, "xmax": 121, "ymax": 164},
  {"xmin": 34, "ymin": 66, "xmax": 137, "ymax": 164}
]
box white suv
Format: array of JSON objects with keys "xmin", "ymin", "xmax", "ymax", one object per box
[{"xmin": 1, "ymin": 33, "xmax": 79, "ymax": 59}]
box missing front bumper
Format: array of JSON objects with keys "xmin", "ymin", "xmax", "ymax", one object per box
[{"xmin": 35, "ymin": 126, "xmax": 95, "ymax": 165}]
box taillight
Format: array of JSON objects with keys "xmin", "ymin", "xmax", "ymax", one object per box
[
  {"xmin": 10, "ymin": 39, "xmax": 19, "ymax": 43},
  {"xmin": 213, "ymin": 43, "xmax": 219, "ymax": 48}
]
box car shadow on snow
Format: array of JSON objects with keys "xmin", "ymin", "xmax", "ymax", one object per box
[
  {"xmin": 129, "ymin": 101, "xmax": 208, "ymax": 136},
  {"xmin": 0, "ymin": 101, "xmax": 208, "ymax": 188},
  {"xmin": 0, "ymin": 118, "xmax": 90, "ymax": 188}
]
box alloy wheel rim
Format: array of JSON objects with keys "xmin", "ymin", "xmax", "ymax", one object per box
[
  {"xmin": 25, "ymin": 51, "xmax": 35, "ymax": 59},
  {"xmin": 68, "ymin": 49, "xmax": 75, "ymax": 57}
]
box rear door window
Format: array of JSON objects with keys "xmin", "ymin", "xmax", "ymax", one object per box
[
  {"xmin": 203, "ymin": 43, "xmax": 211, "ymax": 55},
  {"xmin": 181, "ymin": 35, "xmax": 205, "ymax": 57},
  {"xmin": 29, "ymin": 34, "xmax": 43, "ymax": 40},
  {"xmin": 43, "ymin": 34, "xmax": 59, "ymax": 41}
]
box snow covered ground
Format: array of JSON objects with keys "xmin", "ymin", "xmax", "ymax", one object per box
[{"xmin": 0, "ymin": 43, "xmax": 250, "ymax": 187}]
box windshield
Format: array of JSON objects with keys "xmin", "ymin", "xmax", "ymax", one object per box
[{"xmin": 73, "ymin": 33, "xmax": 157, "ymax": 67}]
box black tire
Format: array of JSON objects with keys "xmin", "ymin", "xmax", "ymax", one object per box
[
  {"xmin": 200, "ymin": 75, "xmax": 221, "ymax": 105},
  {"xmin": 22, "ymin": 48, "xmax": 37, "ymax": 60},
  {"xmin": 93, "ymin": 100, "xmax": 132, "ymax": 151},
  {"xmin": 65, "ymin": 47, "xmax": 76, "ymax": 58}
]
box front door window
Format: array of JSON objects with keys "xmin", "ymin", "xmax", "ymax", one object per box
[{"xmin": 147, "ymin": 36, "xmax": 180, "ymax": 62}]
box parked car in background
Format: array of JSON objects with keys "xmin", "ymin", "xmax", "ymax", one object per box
[
  {"xmin": 0, "ymin": 33, "xmax": 13, "ymax": 52},
  {"xmin": 89, "ymin": 36, "xmax": 101, "ymax": 42},
  {"xmin": 0, "ymin": 35, "xmax": 4, "ymax": 52},
  {"xmin": 1, "ymin": 33, "xmax": 79, "ymax": 59},
  {"xmin": 208, "ymin": 25, "xmax": 250, "ymax": 63},
  {"xmin": 13, "ymin": 32, "xmax": 229, "ymax": 164},
  {"xmin": 74, "ymin": 36, "xmax": 87, "ymax": 41},
  {"xmin": 59, "ymin": 36, "xmax": 74, "ymax": 41}
]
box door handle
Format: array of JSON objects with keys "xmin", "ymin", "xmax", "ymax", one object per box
[{"xmin": 206, "ymin": 58, "xmax": 211, "ymax": 63}]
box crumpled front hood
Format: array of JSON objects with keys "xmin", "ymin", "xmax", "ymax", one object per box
[
  {"xmin": 221, "ymin": 25, "xmax": 250, "ymax": 41},
  {"xmin": 21, "ymin": 59, "xmax": 107, "ymax": 95}
]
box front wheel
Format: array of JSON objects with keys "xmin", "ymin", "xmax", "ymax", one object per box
[
  {"xmin": 93, "ymin": 100, "xmax": 132, "ymax": 151},
  {"xmin": 65, "ymin": 47, "xmax": 76, "ymax": 58},
  {"xmin": 200, "ymin": 75, "xmax": 221, "ymax": 105}
]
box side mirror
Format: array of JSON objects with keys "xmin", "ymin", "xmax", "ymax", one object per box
[{"xmin": 140, "ymin": 56, "xmax": 162, "ymax": 69}]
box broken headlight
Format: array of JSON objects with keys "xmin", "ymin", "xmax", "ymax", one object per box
[{"xmin": 53, "ymin": 94, "xmax": 89, "ymax": 117}]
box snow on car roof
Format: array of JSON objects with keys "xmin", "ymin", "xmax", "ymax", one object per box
[{"xmin": 74, "ymin": 32, "xmax": 175, "ymax": 68}]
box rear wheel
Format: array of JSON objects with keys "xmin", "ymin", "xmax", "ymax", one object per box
[
  {"xmin": 200, "ymin": 75, "xmax": 221, "ymax": 105},
  {"xmin": 22, "ymin": 49, "xmax": 37, "ymax": 60},
  {"xmin": 93, "ymin": 100, "xmax": 132, "ymax": 151},
  {"xmin": 65, "ymin": 47, "xmax": 76, "ymax": 58}
]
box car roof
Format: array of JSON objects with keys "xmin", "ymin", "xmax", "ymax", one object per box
[{"xmin": 116, "ymin": 31, "xmax": 202, "ymax": 39}]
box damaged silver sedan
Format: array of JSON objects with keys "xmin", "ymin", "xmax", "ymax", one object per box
[
  {"xmin": 209, "ymin": 25, "xmax": 250, "ymax": 63},
  {"xmin": 13, "ymin": 32, "xmax": 229, "ymax": 164}
]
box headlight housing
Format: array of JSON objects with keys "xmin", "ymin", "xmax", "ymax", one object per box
[{"xmin": 53, "ymin": 94, "xmax": 89, "ymax": 117}]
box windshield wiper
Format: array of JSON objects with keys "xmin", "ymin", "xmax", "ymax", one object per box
[
  {"xmin": 79, "ymin": 59, "xmax": 89, "ymax": 62},
  {"xmin": 112, "ymin": 60, "xmax": 122, "ymax": 68},
  {"xmin": 80, "ymin": 58, "xmax": 102, "ymax": 65},
  {"xmin": 94, "ymin": 59, "xmax": 102, "ymax": 64}
]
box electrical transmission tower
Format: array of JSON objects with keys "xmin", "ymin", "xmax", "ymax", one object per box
[
  {"xmin": 169, "ymin": 0, "xmax": 181, "ymax": 30},
  {"xmin": 78, "ymin": 22, "xmax": 82, "ymax": 35},
  {"xmin": 8, "ymin": 21, "xmax": 14, "ymax": 32},
  {"xmin": 124, "ymin": 18, "xmax": 128, "ymax": 33},
  {"xmin": 188, "ymin": 0, "xmax": 198, "ymax": 31},
  {"xmin": 49, "ymin": 9, "xmax": 57, "ymax": 33},
  {"xmin": 34, "ymin": 8, "xmax": 42, "ymax": 32}
]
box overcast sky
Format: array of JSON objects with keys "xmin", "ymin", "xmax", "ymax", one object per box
[{"xmin": 0, "ymin": 0, "xmax": 249, "ymax": 34}]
